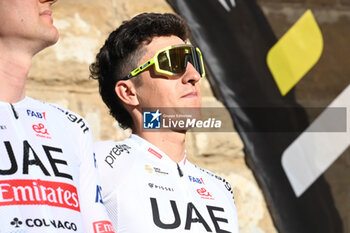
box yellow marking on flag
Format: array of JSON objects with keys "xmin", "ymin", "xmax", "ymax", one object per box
[{"xmin": 267, "ymin": 10, "xmax": 323, "ymax": 96}]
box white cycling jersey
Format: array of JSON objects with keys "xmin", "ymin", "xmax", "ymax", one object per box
[
  {"xmin": 95, "ymin": 134, "xmax": 239, "ymax": 233},
  {"xmin": 0, "ymin": 97, "xmax": 114, "ymax": 233}
]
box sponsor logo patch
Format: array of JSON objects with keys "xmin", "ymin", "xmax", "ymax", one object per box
[
  {"xmin": 148, "ymin": 183, "xmax": 174, "ymax": 192},
  {"xmin": 95, "ymin": 185, "xmax": 104, "ymax": 204},
  {"xmin": 196, "ymin": 187, "xmax": 214, "ymax": 200},
  {"xmin": 51, "ymin": 105, "xmax": 89, "ymax": 133},
  {"xmin": 27, "ymin": 110, "xmax": 46, "ymax": 120},
  {"xmin": 148, "ymin": 147, "xmax": 162, "ymax": 159},
  {"xmin": 0, "ymin": 179, "xmax": 80, "ymax": 211},
  {"xmin": 10, "ymin": 217, "xmax": 78, "ymax": 231},
  {"xmin": 104, "ymin": 144, "xmax": 131, "ymax": 168},
  {"xmin": 144, "ymin": 165, "xmax": 169, "ymax": 176},
  {"xmin": 195, "ymin": 166, "xmax": 234, "ymax": 199},
  {"xmin": 10, "ymin": 217, "xmax": 22, "ymax": 228},
  {"xmin": 93, "ymin": 220, "xmax": 115, "ymax": 233},
  {"xmin": 32, "ymin": 123, "xmax": 51, "ymax": 139},
  {"xmin": 188, "ymin": 175, "xmax": 205, "ymax": 184}
]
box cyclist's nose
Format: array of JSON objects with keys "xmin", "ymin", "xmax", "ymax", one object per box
[{"xmin": 182, "ymin": 62, "xmax": 201, "ymax": 85}]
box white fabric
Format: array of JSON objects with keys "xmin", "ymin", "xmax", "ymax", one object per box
[
  {"xmin": 282, "ymin": 84, "xmax": 350, "ymax": 197},
  {"xmin": 95, "ymin": 134, "xmax": 239, "ymax": 233},
  {"xmin": 0, "ymin": 97, "xmax": 113, "ymax": 233}
]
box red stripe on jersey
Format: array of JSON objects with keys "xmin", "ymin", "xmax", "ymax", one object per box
[{"xmin": 148, "ymin": 147, "xmax": 162, "ymax": 159}]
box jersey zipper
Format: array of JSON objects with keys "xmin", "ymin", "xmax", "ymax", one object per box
[
  {"xmin": 10, "ymin": 103, "xmax": 19, "ymax": 119},
  {"xmin": 176, "ymin": 163, "xmax": 184, "ymax": 177}
]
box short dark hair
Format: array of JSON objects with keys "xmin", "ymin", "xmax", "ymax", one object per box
[{"xmin": 90, "ymin": 13, "xmax": 191, "ymax": 130}]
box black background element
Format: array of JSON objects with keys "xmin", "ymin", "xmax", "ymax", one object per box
[{"xmin": 167, "ymin": 0, "xmax": 343, "ymax": 232}]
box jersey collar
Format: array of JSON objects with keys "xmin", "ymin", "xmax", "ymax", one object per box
[
  {"xmin": 130, "ymin": 134, "xmax": 187, "ymax": 166},
  {"xmin": 0, "ymin": 96, "xmax": 31, "ymax": 106}
]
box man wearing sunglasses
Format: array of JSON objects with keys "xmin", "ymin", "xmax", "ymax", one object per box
[
  {"xmin": 0, "ymin": 1, "xmax": 114, "ymax": 232},
  {"xmin": 90, "ymin": 13, "xmax": 239, "ymax": 233}
]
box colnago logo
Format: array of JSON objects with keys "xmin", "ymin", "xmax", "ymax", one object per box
[
  {"xmin": 11, "ymin": 217, "xmax": 22, "ymax": 227},
  {"xmin": 0, "ymin": 179, "xmax": 80, "ymax": 211},
  {"xmin": 10, "ymin": 218, "xmax": 78, "ymax": 231},
  {"xmin": 10, "ymin": 217, "xmax": 78, "ymax": 231},
  {"xmin": 93, "ymin": 220, "xmax": 115, "ymax": 233}
]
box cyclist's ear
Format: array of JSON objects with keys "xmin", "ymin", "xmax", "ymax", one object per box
[{"xmin": 115, "ymin": 80, "xmax": 139, "ymax": 107}]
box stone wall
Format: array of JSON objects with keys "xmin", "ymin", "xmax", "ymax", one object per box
[{"xmin": 27, "ymin": 0, "xmax": 349, "ymax": 232}]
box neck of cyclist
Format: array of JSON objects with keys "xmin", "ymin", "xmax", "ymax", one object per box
[
  {"xmin": 0, "ymin": 43, "xmax": 32, "ymax": 103},
  {"xmin": 137, "ymin": 130, "xmax": 186, "ymax": 163}
]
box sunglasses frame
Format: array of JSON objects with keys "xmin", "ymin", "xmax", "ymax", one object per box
[{"xmin": 121, "ymin": 44, "xmax": 205, "ymax": 80}]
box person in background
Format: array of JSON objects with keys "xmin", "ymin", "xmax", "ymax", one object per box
[
  {"xmin": 90, "ymin": 12, "xmax": 239, "ymax": 233},
  {"xmin": 0, "ymin": 0, "xmax": 114, "ymax": 232}
]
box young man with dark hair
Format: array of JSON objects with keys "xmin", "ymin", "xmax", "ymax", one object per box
[
  {"xmin": 91, "ymin": 13, "xmax": 239, "ymax": 233},
  {"xmin": 0, "ymin": 1, "xmax": 114, "ymax": 232}
]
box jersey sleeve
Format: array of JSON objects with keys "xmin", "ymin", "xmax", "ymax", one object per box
[
  {"xmin": 94, "ymin": 141, "xmax": 117, "ymax": 197},
  {"xmin": 94, "ymin": 140, "xmax": 134, "ymax": 231},
  {"xmin": 200, "ymin": 165, "xmax": 240, "ymax": 233},
  {"xmin": 77, "ymin": 127, "xmax": 115, "ymax": 233},
  {"xmin": 217, "ymin": 175, "xmax": 240, "ymax": 233}
]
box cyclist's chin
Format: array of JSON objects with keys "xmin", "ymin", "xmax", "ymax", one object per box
[{"xmin": 179, "ymin": 98, "xmax": 202, "ymax": 109}]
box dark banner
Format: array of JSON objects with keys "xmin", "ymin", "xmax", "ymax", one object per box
[{"xmin": 167, "ymin": 0, "xmax": 343, "ymax": 232}]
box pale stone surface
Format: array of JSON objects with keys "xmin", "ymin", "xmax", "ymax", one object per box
[
  {"xmin": 221, "ymin": 173, "xmax": 277, "ymax": 233},
  {"xmin": 27, "ymin": 0, "xmax": 277, "ymax": 232}
]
